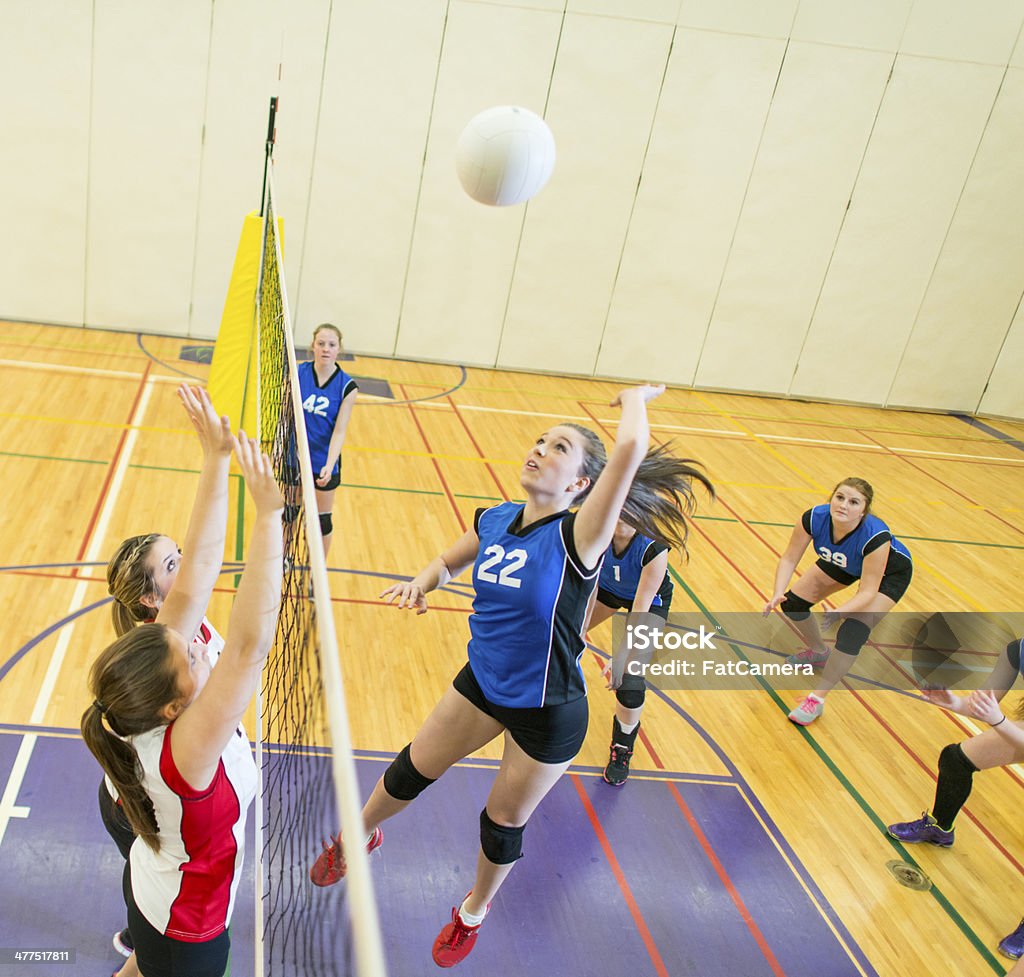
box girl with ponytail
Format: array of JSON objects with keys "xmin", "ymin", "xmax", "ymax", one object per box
[{"xmin": 310, "ymin": 384, "xmax": 709, "ymax": 969}]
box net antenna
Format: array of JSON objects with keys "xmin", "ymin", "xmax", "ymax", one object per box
[{"xmin": 254, "ymin": 145, "xmax": 387, "ymax": 976}]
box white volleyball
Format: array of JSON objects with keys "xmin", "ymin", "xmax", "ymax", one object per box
[{"xmin": 455, "ymin": 106, "xmax": 556, "ymax": 207}]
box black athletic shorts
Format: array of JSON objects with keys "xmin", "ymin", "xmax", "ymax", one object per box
[
  {"xmin": 816, "ymin": 553, "xmax": 912, "ymax": 603},
  {"xmin": 123, "ymin": 862, "xmax": 230, "ymax": 977},
  {"xmin": 452, "ymin": 662, "xmax": 588, "ymax": 764},
  {"xmin": 281, "ymin": 465, "xmax": 341, "ymax": 491},
  {"xmin": 595, "ymin": 589, "xmax": 670, "ymax": 620}
]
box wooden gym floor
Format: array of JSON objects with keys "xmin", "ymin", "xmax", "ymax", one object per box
[{"xmin": 0, "ymin": 319, "xmax": 1022, "ymax": 976}]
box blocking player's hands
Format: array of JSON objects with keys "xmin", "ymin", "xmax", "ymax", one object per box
[
  {"xmin": 919, "ymin": 686, "xmax": 960, "ymax": 711},
  {"xmin": 179, "ymin": 384, "xmax": 235, "ymax": 458},
  {"xmin": 966, "ymin": 689, "xmax": 1005, "ymax": 726},
  {"xmin": 380, "ymin": 581, "xmax": 428, "ymax": 615},
  {"xmin": 235, "ymin": 431, "xmax": 285, "ymax": 515}
]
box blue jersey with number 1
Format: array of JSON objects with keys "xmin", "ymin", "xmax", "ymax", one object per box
[
  {"xmin": 804, "ymin": 504, "xmax": 911, "ymax": 579},
  {"xmin": 298, "ymin": 362, "xmax": 357, "ymax": 476},
  {"xmin": 467, "ymin": 501, "xmax": 601, "ymax": 709}
]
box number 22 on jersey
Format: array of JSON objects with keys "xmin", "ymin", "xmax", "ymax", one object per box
[{"xmin": 477, "ymin": 545, "xmax": 528, "ymax": 589}]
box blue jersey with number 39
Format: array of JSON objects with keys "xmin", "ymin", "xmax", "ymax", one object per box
[
  {"xmin": 805, "ymin": 504, "xmax": 911, "ymax": 579},
  {"xmin": 467, "ymin": 501, "xmax": 600, "ymax": 708},
  {"xmin": 298, "ymin": 362, "xmax": 357, "ymax": 476}
]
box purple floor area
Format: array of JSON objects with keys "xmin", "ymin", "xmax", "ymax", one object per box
[{"xmin": 0, "ymin": 732, "xmax": 872, "ymax": 977}]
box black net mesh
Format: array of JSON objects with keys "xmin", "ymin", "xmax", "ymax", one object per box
[{"xmin": 256, "ymin": 180, "xmax": 354, "ymax": 976}]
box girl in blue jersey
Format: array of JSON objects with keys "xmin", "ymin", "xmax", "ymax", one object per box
[
  {"xmin": 763, "ymin": 477, "xmax": 912, "ymax": 726},
  {"xmin": 297, "ymin": 324, "xmax": 358, "ymax": 556},
  {"xmin": 587, "ymin": 484, "xmax": 712, "ymax": 786},
  {"xmin": 310, "ymin": 385, "xmax": 709, "ymax": 967},
  {"xmin": 887, "ymin": 633, "xmax": 1024, "ymax": 962}
]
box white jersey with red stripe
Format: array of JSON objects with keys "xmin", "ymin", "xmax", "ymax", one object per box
[{"xmin": 128, "ymin": 720, "xmax": 257, "ymax": 940}]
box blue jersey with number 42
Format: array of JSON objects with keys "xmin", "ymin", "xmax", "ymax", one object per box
[
  {"xmin": 298, "ymin": 362, "xmax": 357, "ymax": 476},
  {"xmin": 467, "ymin": 501, "xmax": 600, "ymax": 708}
]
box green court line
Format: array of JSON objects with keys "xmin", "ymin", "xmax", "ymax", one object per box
[
  {"xmin": 666, "ymin": 564, "xmax": 1006, "ymax": 974},
  {"xmin": 0, "ymin": 449, "xmax": 106, "ymax": 465}
]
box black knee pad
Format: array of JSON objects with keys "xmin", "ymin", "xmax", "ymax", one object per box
[
  {"xmin": 382, "ymin": 744, "xmax": 436, "ymax": 801},
  {"xmin": 283, "ymin": 504, "xmax": 300, "ymax": 525},
  {"xmin": 939, "ymin": 742, "xmax": 978, "ymax": 777},
  {"xmin": 480, "ymin": 808, "xmax": 525, "ymax": 865},
  {"xmin": 780, "ymin": 591, "xmax": 813, "ymax": 621},
  {"xmin": 835, "ymin": 618, "xmax": 872, "ymax": 656},
  {"xmin": 616, "ymin": 672, "xmax": 646, "ymax": 710},
  {"xmin": 319, "ymin": 512, "xmax": 333, "ymax": 536}
]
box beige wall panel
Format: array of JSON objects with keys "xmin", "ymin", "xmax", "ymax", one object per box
[
  {"xmin": 497, "ymin": 15, "xmax": 673, "ymax": 375},
  {"xmin": 87, "ymin": 1, "xmax": 211, "ymax": 336},
  {"xmin": 395, "ymin": 1, "xmax": 562, "ymax": 365},
  {"xmin": 1013, "ymin": 27, "xmax": 1024, "ymax": 67},
  {"xmin": 189, "ymin": 0, "xmax": 295, "ymax": 340},
  {"xmin": 792, "ymin": 57, "xmax": 1002, "ymax": 404},
  {"xmin": 790, "ymin": 0, "xmax": 912, "ymax": 51},
  {"xmin": 901, "ymin": 0, "xmax": 1023, "ymax": 65},
  {"xmin": 295, "ymin": 0, "xmax": 446, "ymax": 354},
  {"xmin": 595, "ymin": 30, "xmax": 785, "ymax": 385},
  {"xmin": 2, "ymin": 5, "xmax": 91, "ymax": 327},
  {"xmin": 696, "ymin": 43, "xmax": 893, "ymax": 394},
  {"xmin": 978, "ymin": 301, "xmax": 1024, "ymax": 419},
  {"xmin": 888, "ymin": 68, "xmax": 1024, "ymax": 412},
  {"xmin": 677, "ymin": 0, "xmax": 798, "ymax": 39},
  {"xmin": 568, "ymin": 0, "xmax": 680, "ymax": 23}
]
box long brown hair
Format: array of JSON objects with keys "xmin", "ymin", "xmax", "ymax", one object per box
[
  {"xmin": 563, "ymin": 425, "xmax": 715, "ymax": 553},
  {"xmin": 80, "ymin": 624, "xmax": 180, "ymax": 852},
  {"xmin": 106, "ymin": 534, "xmax": 162, "ymax": 636}
]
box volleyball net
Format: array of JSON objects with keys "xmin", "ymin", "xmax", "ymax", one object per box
[{"xmin": 255, "ymin": 169, "xmax": 387, "ymax": 977}]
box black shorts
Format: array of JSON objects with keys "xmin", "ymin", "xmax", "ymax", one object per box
[
  {"xmin": 595, "ymin": 589, "xmax": 670, "ymax": 620},
  {"xmin": 98, "ymin": 780, "xmax": 135, "ymax": 861},
  {"xmin": 123, "ymin": 862, "xmax": 230, "ymax": 977},
  {"xmin": 452, "ymin": 663, "xmax": 588, "ymax": 764},
  {"xmin": 281, "ymin": 465, "xmax": 341, "ymax": 491},
  {"xmin": 816, "ymin": 556, "xmax": 913, "ymax": 603}
]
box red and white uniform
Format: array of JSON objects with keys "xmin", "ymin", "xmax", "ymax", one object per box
[{"xmin": 129, "ymin": 719, "xmax": 257, "ymax": 940}]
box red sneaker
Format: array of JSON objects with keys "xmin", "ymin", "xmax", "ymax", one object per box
[
  {"xmin": 432, "ymin": 893, "xmax": 491, "ymax": 968},
  {"xmin": 309, "ymin": 825, "xmax": 383, "ymax": 887}
]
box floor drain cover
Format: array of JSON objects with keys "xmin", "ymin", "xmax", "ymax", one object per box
[{"xmin": 886, "ymin": 860, "xmax": 932, "ymax": 891}]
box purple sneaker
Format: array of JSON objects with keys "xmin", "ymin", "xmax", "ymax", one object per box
[
  {"xmin": 886, "ymin": 812, "xmax": 954, "ymax": 847},
  {"xmin": 999, "ymin": 919, "xmax": 1024, "ymax": 960}
]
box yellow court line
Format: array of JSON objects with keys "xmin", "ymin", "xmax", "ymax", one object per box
[{"xmin": 692, "ymin": 391, "xmax": 825, "ymax": 491}]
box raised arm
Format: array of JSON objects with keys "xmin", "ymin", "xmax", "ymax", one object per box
[
  {"xmin": 156, "ymin": 386, "xmax": 234, "ymax": 642},
  {"xmin": 317, "ymin": 388, "xmax": 358, "ymax": 486},
  {"xmin": 763, "ymin": 521, "xmax": 813, "ymax": 615},
  {"xmin": 379, "ymin": 527, "xmax": 480, "ymax": 614},
  {"xmin": 573, "ymin": 386, "xmax": 664, "ymax": 569},
  {"xmin": 171, "ymin": 433, "xmax": 284, "ymax": 790}
]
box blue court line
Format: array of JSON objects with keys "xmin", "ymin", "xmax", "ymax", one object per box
[{"xmin": 953, "ymin": 414, "xmax": 1024, "ymax": 453}]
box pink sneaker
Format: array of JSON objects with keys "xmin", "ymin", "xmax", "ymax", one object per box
[
  {"xmin": 432, "ymin": 892, "xmax": 491, "ymax": 968},
  {"xmin": 786, "ymin": 649, "xmax": 829, "ymax": 667},
  {"xmin": 788, "ymin": 694, "xmax": 825, "ymax": 726},
  {"xmin": 309, "ymin": 825, "xmax": 383, "ymax": 887}
]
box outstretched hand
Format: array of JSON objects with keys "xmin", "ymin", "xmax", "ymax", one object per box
[
  {"xmin": 178, "ymin": 385, "xmax": 234, "ymax": 457},
  {"xmin": 610, "ymin": 384, "xmax": 665, "ymax": 408},
  {"xmin": 919, "ymin": 686, "xmax": 958, "ymax": 710},
  {"xmin": 379, "ymin": 581, "xmax": 428, "ymax": 615},
  {"xmin": 966, "ymin": 689, "xmax": 1005, "ymax": 726},
  {"xmin": 234, "ymin": 431, "xmax": 284, "ymax": 514}
]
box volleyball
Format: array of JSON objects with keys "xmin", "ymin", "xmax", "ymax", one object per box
[{"xmin": 455, "ymin": 106, "xmax": 556, "ymax": 207}]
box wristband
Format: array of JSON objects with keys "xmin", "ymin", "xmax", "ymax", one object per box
[{"xmin": 993, "ymin": 715, "xmax": 1007, "ymax": 727}]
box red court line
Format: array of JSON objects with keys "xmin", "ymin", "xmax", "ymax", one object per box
[
  {"xmin": 400, "ymin": 384, "xmax": 467, "ymax": 533},
  {"xmin": 666, "ymin": 782, "xmax": 788, "ymax": 977},
  {"xmin": 857, "ymin": 429, "xmax": 1024, "ymax": 540},
  {"xmin": 570, "ymin": 774, "xmax": 670, "ymax": 977},
  {"xmin": 446, "ymin": 395, "xmax": 510, "ymax": 502},
  {"xmin": 73, "ymin": 363, "xmax": 152, "ymax": 572}
]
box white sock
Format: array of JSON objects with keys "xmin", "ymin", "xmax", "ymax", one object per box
[
  {"xmin": 617, "ymin": 720, "xmax": 639, "ymax": 735},
  {"xmin": 459, "ymin": 898, "xmax": 487, "ymax": 926}
]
